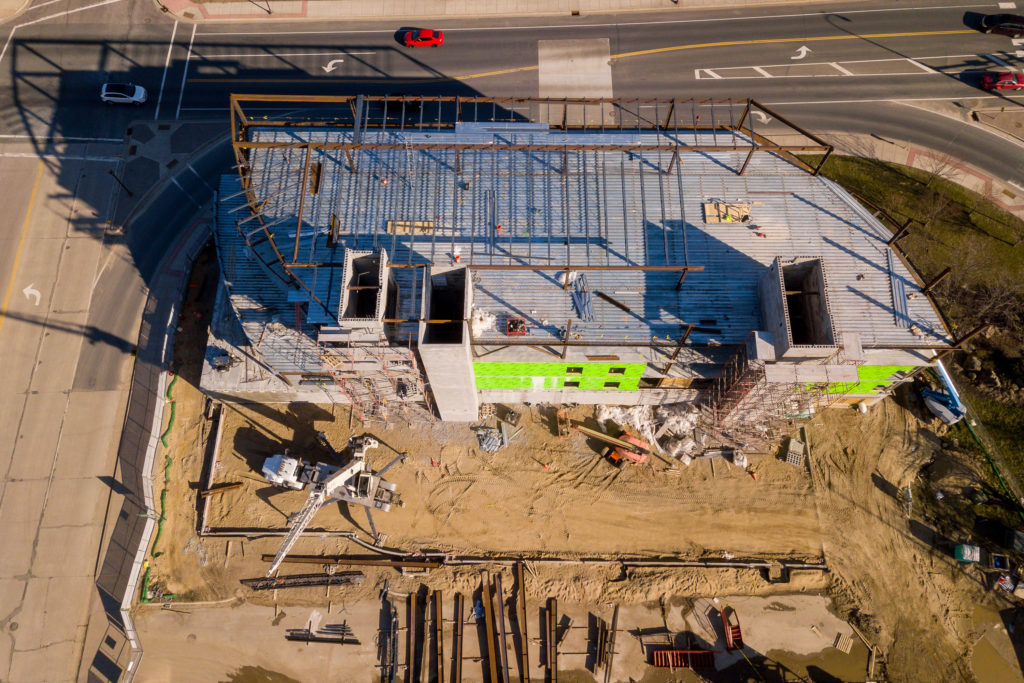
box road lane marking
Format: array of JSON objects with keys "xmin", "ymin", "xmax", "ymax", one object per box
[
  {"xmin": 0, "ymin": 161, "xmax": 43, "ymax": 338},
  {"xmin": 764, "ymin": 94, "xmax": 1024, "ymax": 104},
  {"xmin": 187, "ymin": 29, "xmax": 983, "ymax": 85},
  {"xmin": 753, "ymin": 66, "xmax": 773, "ymax": 77},
  {"xmin": 610, "ymin": 30, "xmax": 976, "ymax": 61},
  {"xmin": 0, "ymin": 153, "xmax": 119, "ymax": 161},
  {"xmin": 175, "ymin": 23, "xmax": 197, "ymax": 121},
  {"xmin": 204, "ymin": 51, "xmax": 375, "ymax": 58},
  {"xmin": 831, "ymin": 62, "xmax": 855, "ymax": 76},
  {"xmin": 998, "ymin": 2, "xmax": 1016, "ymax": 8},
  {"xmin": 0, "ymin": 134, "xmax": 122, "ymax": 142},
  {"xmin": 25, "ymin": 0, "xmax": 67, "ymax": 11},
  {"xmin": 196, "ymin": 5, "xmax": 994, "ymax": 36},
  {"xmin": 22, "ymin": 284, "xmax": 40, "ymax": 306},
  {"xmin": 154, "ymin": 20, "xmax": 178, "ymax": 120},
  {"xmin": 0, "ymin": 0, "xmax": 128, "ymax": 68}
]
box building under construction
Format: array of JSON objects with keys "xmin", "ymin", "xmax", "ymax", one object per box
[{"xmin": 201, "ymin": 95, "xmax": 955, "ymax": 446}]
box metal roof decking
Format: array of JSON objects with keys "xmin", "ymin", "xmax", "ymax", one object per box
[{"xmin": 215, "ymin": 124, "xmax": 950, "ymax": 374}]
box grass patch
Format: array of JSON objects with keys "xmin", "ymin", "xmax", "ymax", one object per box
[
  {"xmin": 809, "ymin": 155, "xmax": 1024, "ymax": 486},
  {"xmin": 809, "ymin": 155, "xmax": 1024, "ymax": 290}
]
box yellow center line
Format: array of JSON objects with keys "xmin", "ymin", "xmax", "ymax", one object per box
[
  {"xmin": 187, "ymin": 29, "xmax": 976, "ymax": 85},
  {"xmin": 0, "ymin": 161, "xmax": 44, "ymax": 338},
  {"xmin": 607, "ymin": 29, "xmax": 976, "ymax": 61}
]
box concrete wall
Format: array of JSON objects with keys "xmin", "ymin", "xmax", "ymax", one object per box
[
  {"xmin": 418, "ymin": 265, "xmax": 478, "ymax": 421},
  {"xmin": 419, "ymin": 332, "xmax": 478, "ymax": 421}
]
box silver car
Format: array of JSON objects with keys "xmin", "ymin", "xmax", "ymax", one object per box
[{"xmin": 100, "ymin": 83, "xmax": 147, "ymax": 105}]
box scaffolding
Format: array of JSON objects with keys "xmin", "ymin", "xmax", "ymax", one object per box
[{"xmin": 699, "ymin": 334, "xmax": 863, "ymax": 450}]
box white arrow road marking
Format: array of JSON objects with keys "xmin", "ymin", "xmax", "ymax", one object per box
[
  {"xmin": 322, "ymin": 59, "xmax": 345, "ymax": 73},
  {"xmin": 791, "ymin": 45, "xmax": 812, "ymax": 60},
  {"xmin": 752, "ymin": 111, "xmax": 771, "ymax": 124},
  {"xmin": 22, "ymin": 284, "xmax": 40, "ymax": 306}
]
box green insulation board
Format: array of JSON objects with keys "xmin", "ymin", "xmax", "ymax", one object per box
[
  {"xmin": 476, "ymin": 376, "xmax": 641, "ymax": 391},
  {"xmin": 474, "ymin": 361, "xmax": 645, "ymax": 391},
  {"xmin": 808, "ymin": 364, "xmax": 916, "ymax": 395}
]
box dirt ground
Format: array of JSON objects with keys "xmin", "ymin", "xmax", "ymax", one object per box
[
  {"xmin": 143, "ymin": 377, "xmax": 1024, "ymax": 682},
  {"xmin": 140, "ymin": 250, "xmax": 1024, "ymax": 682},
  {"xmin": 201, "ymin": 401, "xmax": 822, "ymax": 560},
  {"xmin": 804, "ymin": 392, "xmax": 1024, "ymax": 683}
]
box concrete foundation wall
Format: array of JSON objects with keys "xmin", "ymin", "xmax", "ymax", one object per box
[{"xmin": 420, "ymin": 340, "xmax": 478, "ymax": 421}]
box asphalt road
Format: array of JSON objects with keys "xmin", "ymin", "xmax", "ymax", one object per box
[{"xmin": 1, "ymin": 1, "xmax": 1022, "ymax": 180}]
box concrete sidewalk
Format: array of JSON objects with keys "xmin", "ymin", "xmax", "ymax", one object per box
[
  {"xmin": 0, "ymin": 0, "xmax": 28, "ymax": 22},
  {"xmin": 158, "ymin": 0, "xmax": 805, "ymax": 23}
]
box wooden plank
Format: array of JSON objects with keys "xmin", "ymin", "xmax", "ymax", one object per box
[
  {"xmin": 200, "ymin": 482, "xmax": 241, "ymax": 498},
  {"xmin": 434, "ymin": 591, "xmax": 444, "ymax": 683},
  {"xmin": 495, "ymin": 573, "xmax": 510, "ymax": 683},
  {"xmin": 547, "ymin": 598, "xmax": 558, "ymax": 683},
  {"xmin": 387, "ymin": 219, "xmax": 436, "ymax": 235},
  {"xmin": 453, "ymin": 593, "xmax": 464, "ymax": 683},
  {"xmin": 419, "ymin": 591, "xmax": 428, "ymax": 683},
  {"xmin": 516, "ymin": 562, "xmax": 530, "ymax": 683},
  {"xmin": 481, "ymin": 572, "xmax": 499, "ymax": 683}
]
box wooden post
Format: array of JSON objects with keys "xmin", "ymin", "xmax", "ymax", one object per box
[
  {"xmin": 516, "ymin": 562, "xmax": 530, "ymax": 683},
  {"xmin": 419, "ymin": 590, "xmax": 429, "ymax": 683},
  {"xmin": 481, "ymin": 572, "xmax": 499, "ymax": 683},
  {"xmin": 602, "ymin": 605, "xmax": 618, "ymax": 683},
  {"xmin": 561, "ymin": 320, "xmax": 572, "ymax": 360},
  {"xmin": 546, "ymin": 598, "xmax": 558, "ymax": 683},
  {"xmin": 406, "ymin": 593, "xmax": 415, "ymax": 683},
  {"xmin": 453, "ymin": 593, "xmax": 464, "ymax": 683},
  {"xmin": 433, "ymin": 591, "xmax": 444, "ymax": 683},
  {"xmin": 495, "ymin": 573, "xmax": 511, "ymax": 683}
]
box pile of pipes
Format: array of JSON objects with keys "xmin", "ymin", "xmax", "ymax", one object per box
[{"xmin": 474, "ymin": 427, "xmax": 503, "ymax": 452}]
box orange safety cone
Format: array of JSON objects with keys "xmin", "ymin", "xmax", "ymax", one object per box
[{"xmin": 750, "ymin": 471, "xmax": 758, "ymax": 481}]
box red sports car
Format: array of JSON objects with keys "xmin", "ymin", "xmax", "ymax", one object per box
[
  {"xmin": 403, "ymin": 29, "xmax": 444, "ymax": 47},
  {"xmin": 981, "ymin": 71, "xmax": 1024, "ymax": 91}
]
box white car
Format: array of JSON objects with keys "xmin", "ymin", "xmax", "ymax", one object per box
[{"xmin": 100, "ymin": 83, "xmax": 147, "ymax": 105}]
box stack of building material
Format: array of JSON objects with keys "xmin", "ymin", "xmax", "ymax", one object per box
[
  {"xmin": 474, "ymin": 427, "xmax": 503, "ymax": 452},
  {"xmin": 785, "ymin": 437, "xmax": 806, "ymax": 467}
]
